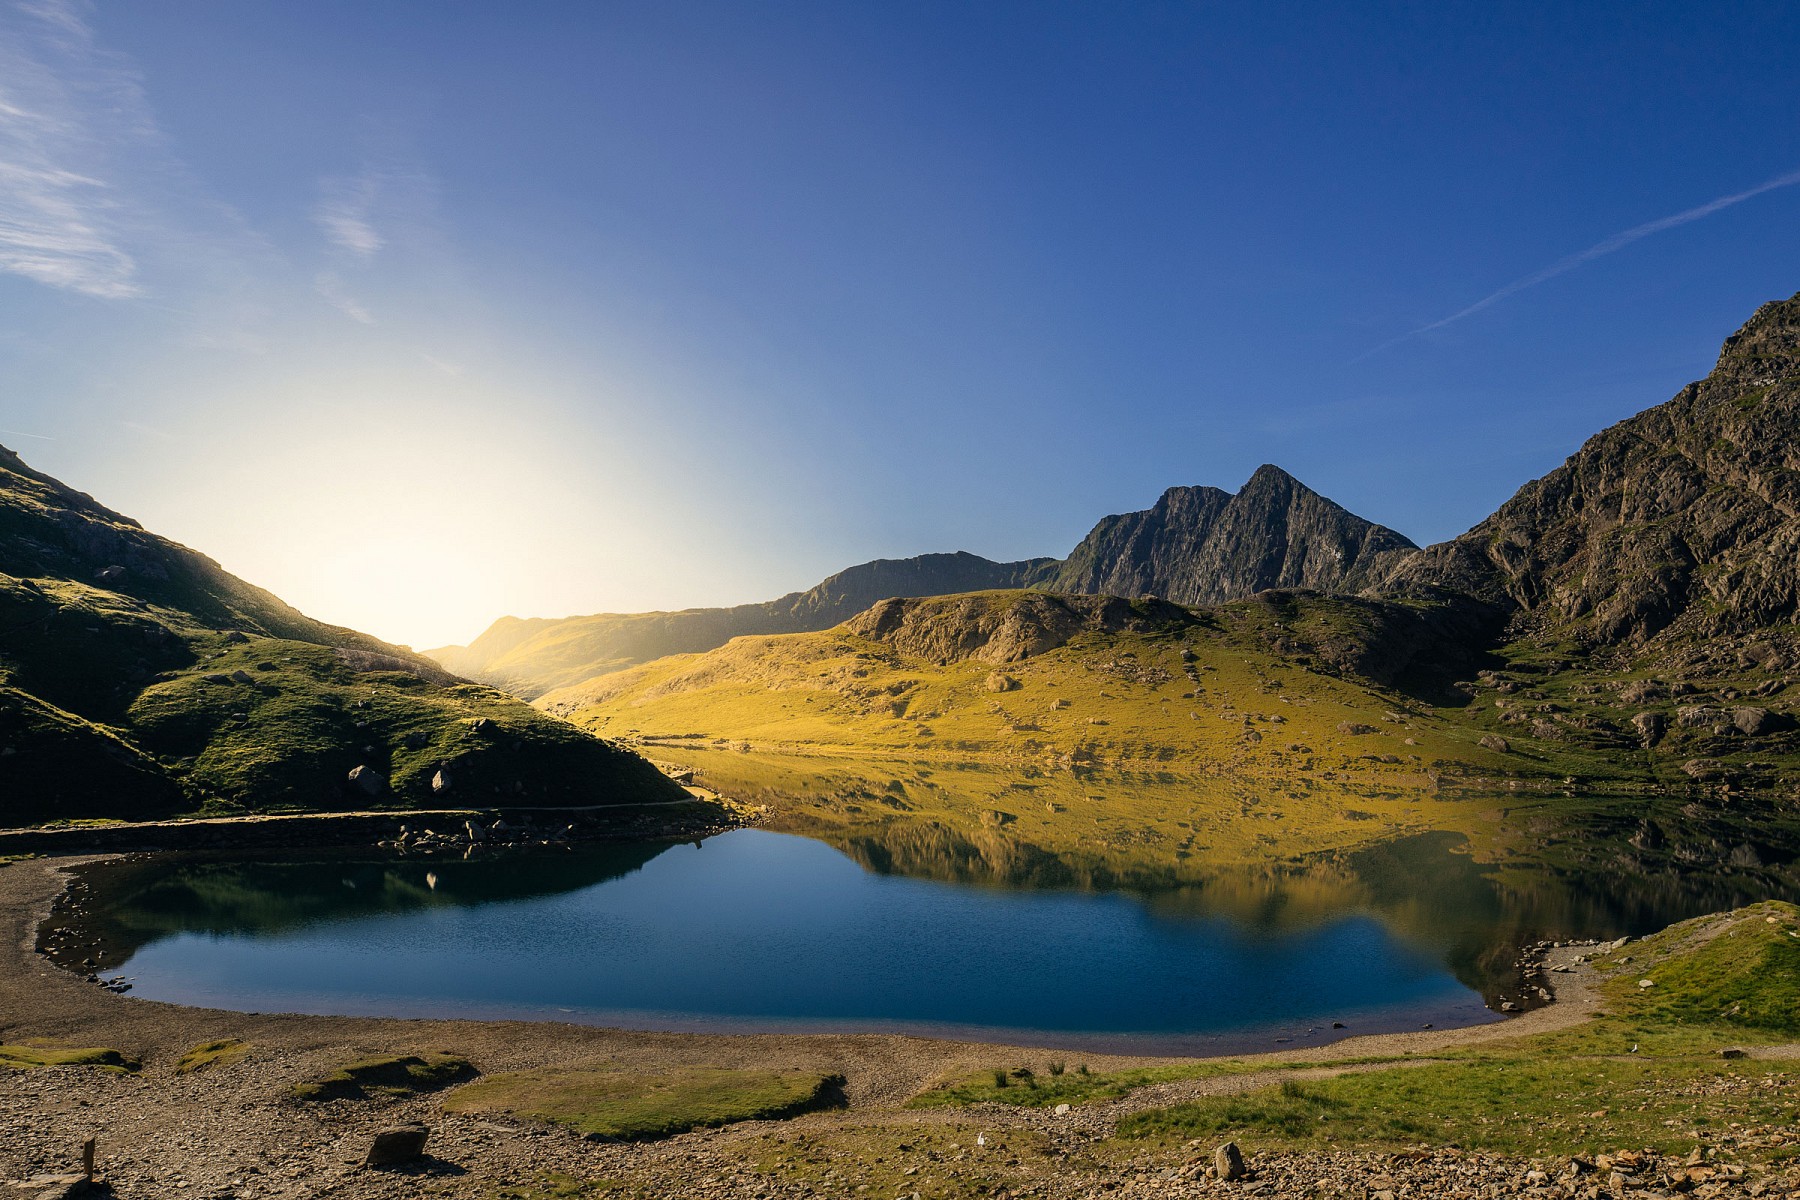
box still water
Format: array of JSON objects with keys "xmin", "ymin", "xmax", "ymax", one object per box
[{"xmin": 57, "ymin": 825, "xmax": 1785, "ymax": 1053}]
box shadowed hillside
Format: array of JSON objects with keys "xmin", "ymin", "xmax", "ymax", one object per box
[{"xmin": 0, "ymin": 445, "xmax": 683, "ymax": 824}]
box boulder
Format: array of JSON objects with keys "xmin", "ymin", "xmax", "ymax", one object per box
[
  {"xmin": 1732, "ymin": 706, "xmax": 1775, "ymax": 735},
  {"xmin": 1215, "ymin": 1141, "xmax": 1248, "ymax": 1181},
  {"xmin": 348, "ymin": 765, "xmax": 387, "ymax": 797},
  {"xmin": 1631, "ymin": 711, "xmax": 1665, "ymax": 745},
  {"xmin": 94, "ymin": 565, "xmax": 125, "ymax": 583},
  {"xmin": 229, "ymin": 670, "xmax": 255, "ymax": 685},
  {"xmin": 431, "ymin": 769, "xmax": 452, "ymax": 794},
  {"xmin": 984, "ymin": 672, "xmax": 1021, "ymax": 693},
  {"xmin": 1478, "ymin": 734, "xmax": 1510, "ymax": 753},
  {"xmin": 1336, "ymin": 722, "xmax": 1377, "ymax": 736},
  {"xmin": 364, "ymin": 1123, "xmax": 430, "ymax": 1168},
  {"xmin": 221, "ymin": 630, "xmax": 249, "ymax": 644}
]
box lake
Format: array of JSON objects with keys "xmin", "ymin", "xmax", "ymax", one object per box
[{"xmin": 50, "ymin": 819, "xmax": 1790, "ymax": 1053}]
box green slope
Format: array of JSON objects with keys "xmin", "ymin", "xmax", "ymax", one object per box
[{"xmin": 0, "ymin": 445, "xmax": 683, "ymax": 825}]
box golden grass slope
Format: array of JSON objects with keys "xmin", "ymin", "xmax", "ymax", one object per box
[{"xmin": 537, "ymin": 590, "xmax": 1522, "ymax": 789}]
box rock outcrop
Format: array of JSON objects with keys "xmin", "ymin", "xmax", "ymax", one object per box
[
  {"xmin": 1035, "ymin": 465, "xmax": 1415, "ymax": 606},
  {"xmin": 1370, "ymin": 293, "xmax": 1800, "ymax": 650},
  {"xmin": 845, "ymin": 592, "xmax": 1197, "ymax": 665}
]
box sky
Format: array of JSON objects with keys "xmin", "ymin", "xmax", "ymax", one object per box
[{"xmin": 2, "ymin": 1, "xmax": 1799, "ymax": 650}]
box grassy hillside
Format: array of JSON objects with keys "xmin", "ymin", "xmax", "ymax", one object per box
[
  {"xmin": 540, "ymin": 590, "xmax": 1581, "ymax": 786},
  {"xmin": 0, "ymin": 446, "xmax": 684, "ymax": 825},
  {"xmin": 543, "ymin": 584, "xmax": 1800, "ymax": 798}
]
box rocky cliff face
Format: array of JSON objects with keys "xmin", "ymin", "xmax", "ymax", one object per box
[
  {"xmin": 1372, "ymin": 292, "xmax": 1800, "ymax": 651},
  {"xmin": 1038, "ymin": 465, "xmax": 1416, "ymax": 605},
  {"xmin": 844, "ymin": 591, "xmax": 1196, "ymax": 665}
]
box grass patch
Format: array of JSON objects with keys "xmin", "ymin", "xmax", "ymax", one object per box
[
  {"xmin": 1115, "ymin": 1058, "xmax": 1800, "ymax": 1157},
  {"xmin": 910, "ymin": 1061, "xmax": 1245, "ymax": 1109},
  {"xmin": 477, "ymin": 1173, "xmax": 624, "ymax": 1199},
  {"xmin": 750, "ymin": 1124, "xmax": 1070, "ymax": 1200},
  {"xmin": 290, "ymin": 1051, "xmax": 475, "ymax": 1101},
  {"xmin": 442, "ymin": 1067, "xmax": 844, "ymax": 1141},
  {"xmin": 908, "ymin": 1056, "xmax": 1410, "ymax": 1110},
  {"xmin": 177, "ymin": 1038, "xmax": 249, "ymax": 1074},
  {"xmin": 1118, "ymin": 904, "xmax": 1800, "ymax": 1159},
  {"xmin": 0, "ymin": 1042, "xmax": 139, "ymax": 1072}
]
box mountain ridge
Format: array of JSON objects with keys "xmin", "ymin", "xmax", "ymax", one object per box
[{"xmin": 431, "ymin": 466, "xmax": 1413, "ymax": 698}]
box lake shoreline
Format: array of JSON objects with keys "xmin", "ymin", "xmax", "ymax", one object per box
[{"xmin": 0, "ymin": 850, "xmax": 1610, "ymax": 1197}]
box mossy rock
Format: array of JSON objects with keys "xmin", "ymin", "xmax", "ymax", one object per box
[
  {"xmin": 290, "ymin": 1052, "xmax": 476, "ymax": 1101},
  {"xmin": 441, "ymin": 1066, "xmax": 845, "ymax": 1140},
  {"xmin": 0, "ymin": 1043, "xmax": 140, "ymax": 1072},
  {"xmin": 177, "ymin": 1038, "xmax": 249, "ymax": 1074}
]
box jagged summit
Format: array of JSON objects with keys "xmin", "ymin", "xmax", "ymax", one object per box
[
  {"xmin": 1035, "ymin": 464, "xmax": 1416, "ymax": 606},
  {"xmin": 431, "ymin": 466, "xmax": 1401, "ymax": 695},
  {"xmin": 1373, "ymin": 291, "xmax": 1800, "ymax": 648}
]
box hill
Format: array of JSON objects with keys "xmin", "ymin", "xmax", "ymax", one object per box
[
  {"xmin": 427, "ymin": 551, "xmax": 1050, "ymax": 699},
  {"xmin": 0, "ymin": 445, "xmax": 683, "ymax": 825},
  {"xmin": 543, "ymin": 292, "xmax": 1800, "ymax": 798},
  {"xmin": 430, "ymin": 467, "xmax": 1412, "ymax": 698}
]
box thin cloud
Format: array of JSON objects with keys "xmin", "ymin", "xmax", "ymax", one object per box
[
  {"xmin": 0, "ymin": 427, "xmax": 54, "ymax": 440},
  {"xmin": 315, "ymin": 270, "xmax": 375, "ymax": 324},
  {"xmin": 314, "ymin": 176, "xmax": 383, "ymax": 257},
  {"xmin": 1360, "ymin": 166, "xmax": 1800, "ymax": 360},
  {"xmin": 0, "ymin": 1, "xmax": 144, "ymax": 297}
]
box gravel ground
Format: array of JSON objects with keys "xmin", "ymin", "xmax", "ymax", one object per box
[{"xmin": 6, "ymin": 853, "xmax": 1789, "ymax": 1200}]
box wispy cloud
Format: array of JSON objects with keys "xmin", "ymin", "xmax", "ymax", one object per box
[
  {"xmin": 314, "ymin": 175, "xmax": 383, "ymax": 257},
  {"xmin": 1360, "ymin": 166, "xmax": 1800, "ymax": 360},
  {"xmin": 0, "ymin": 427, "xmax": 54, "ymax": 440},
  {"xmin": 310, "ymin": 149, "xmax": 442, "ymax": 323},
  {"xmin": 315, "ymin": 269, "xmax": 374, "ymax": 324},
  {"xmin": 0, "ymin": 0, "xmax": 145, "ymax": 297}
]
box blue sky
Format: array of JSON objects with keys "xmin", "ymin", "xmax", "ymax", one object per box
[{"xmin": 3, "ymin": 0, "xmax": 1799, "ymax": 648}]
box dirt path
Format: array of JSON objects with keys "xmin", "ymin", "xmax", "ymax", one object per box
[{"xmin": 0, "ymin": 853, "xmax": 1615, "ymax": 1198}]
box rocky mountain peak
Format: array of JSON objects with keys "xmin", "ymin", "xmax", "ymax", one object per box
[
  {"xmin": 1372, "ymin": 291, "xmax": 1800, "ymax": 648},
  {"xmin": 1038, "ymin": 467, "xmax": 1415, "ymax": 607},
  {"xmin": 1711, "ymin": 291, "xmax": 1800, "ymax": 389}
]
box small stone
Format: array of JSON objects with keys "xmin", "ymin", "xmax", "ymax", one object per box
[
  {"xmin": 1054, "ymin": 1103, "xmax": 1070, "ymax": 1115},
  {"xmin": 364, "ymin": 1123, "xmax": 430, "ymax": 1167},
  {"xmin": 1215, "ymin": 1141, "xmax": 1247, "ymax": 1182}
]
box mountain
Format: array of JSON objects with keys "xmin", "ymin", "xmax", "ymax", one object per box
[
  {"xmin": 428, "ymin": 551, "xmax": 1053, "ymax": 699},
  {"xmin": 1371, "ymin": 293, "xmax": 1800, "ymax": 656},
  {"xmin": 542, "ymin": 290, "xmax": 1800, "ymax": 800},
  {"xmin": 0, "ymin": 445, "xmax": 683, "ymax": 825},
  {"xmin": 1037, "ymin": 464, "xmax": 1416, "ymax": 604},
  {"xmin": 431, "ymin": 467, "xmax": 1410, "ymax": 698}
]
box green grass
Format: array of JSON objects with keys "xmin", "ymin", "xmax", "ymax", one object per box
[
  {"xmin": 908, "ymin": 1056, "xmax": 1411, "ymax": 1110},
  {"xmin": 176, "ymin": 1038, "xmax": 249, "ymax": 1074},
  {"xmin": 0, "ymin": 1043, "xmax": 140, "ymax": 1072},
  {"xmin": 441, "ymin": 1067, "xmax": 844, "ymax": 1141},
  {"xmin": 1116, "ymin": 903, "xmax": 1800, "ymax": 1158},
  {"xmin": 911, "ymin": 1061, "xmax": 1245, "ymax": 1109},
  {"xmin": 290, "ymin": 1052, "xmax": 476, "ymax": 1101},
  {"xmin": 1114, "ymin": 1059, "xmax": 1800, "ymax": 1156}
]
